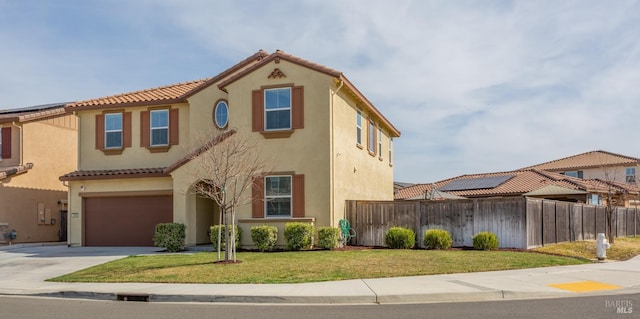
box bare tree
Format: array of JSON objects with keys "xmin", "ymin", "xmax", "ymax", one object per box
[
  {"xmin": 601, "ymin": 167, "xmax": 623, "ymax": 244},
  {"xmin": 185, "ymin": 129, "xmax": 269, "ymax": 262}
]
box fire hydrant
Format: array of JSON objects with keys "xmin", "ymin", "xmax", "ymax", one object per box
[{"xmin": 596, "ymin": 233, "xmax": 610, "ymax": 261}]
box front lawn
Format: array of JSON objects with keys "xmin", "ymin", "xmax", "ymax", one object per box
[
  {"xmin": 49, "ymin": 249, "xmax": 588, "ymax": 284},
  {"xmin": 533, "ymin": 236, "xmax": 640, "ymax": 261}
]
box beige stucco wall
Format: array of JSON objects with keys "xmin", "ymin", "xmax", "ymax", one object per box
[
  {"xmin": 0, "ymin": 115, "xmax": 78, "ymax": 243},
  {"xmin": 330, "ymin": 84, "xmax": 395, "ymax": 225},
  {"xmin": 77, "ymin": 104, "xmax": 190, "ymax": 170},
  {"xmin": 575, "ymin": 165, "xmax": 639, "ymax": 184}
]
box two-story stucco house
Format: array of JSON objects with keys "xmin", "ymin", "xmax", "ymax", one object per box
[
  {"xmin": 61, "ymin": 50, "xmax": 401, "ymax": 247},
  {"xmin": 0, "ymin": 103, "xmax": 77, "ymax": 244}
]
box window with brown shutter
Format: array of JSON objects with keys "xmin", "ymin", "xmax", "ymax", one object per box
[
  {"xmin": 252, "ymin": 85, "xmax": 304, "ymax": 138},
  {"xmin": 252, "ymin": 173, "xmax": 304, "ymax": 218},
  {"xmin": 1, "ymin": 127, "xmax": 11, "ymax": 159},
  {"xmin": 95, "ymin": 111, "xmax": 131, "ymax": 155},
  {"xmin": 141, "ymin": 108, "xmax": 179, "ymax": 153},
  {"xmin": 252, "ymin": 176, "xmax": 265, "ymax": 218},
  {"xmin": 292, "ymin": 174, "xmax": 305, "ymax": 218}
]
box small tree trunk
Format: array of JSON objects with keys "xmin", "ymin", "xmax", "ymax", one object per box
[
  {"xmin": 231, "ymin": 206, "xmax": 237, "ymax": 262},
  {"xmin": 217, "ymin": 207, "xmax": 223, "ymax": 261}
]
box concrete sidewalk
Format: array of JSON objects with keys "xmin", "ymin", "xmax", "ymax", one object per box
[{"xmin": 0, "ymin": 244, "xmax": 639, "ymax": 304}]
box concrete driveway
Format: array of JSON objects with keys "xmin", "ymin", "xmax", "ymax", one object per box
[{"xmin": 0, "ymin": 244, "xmax": 160, "ymax": 294}]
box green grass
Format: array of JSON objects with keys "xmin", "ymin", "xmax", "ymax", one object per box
[
  {"xmin": 533, "ymin": 236, "xmax": 640, "ymax": 261},
  {"xmin": 49, "ymin": 249, "xmax": 589, "ymax": 284}
]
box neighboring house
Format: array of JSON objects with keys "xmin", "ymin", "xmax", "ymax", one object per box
[
  {"xmin": 395, "ymin": 169, "xmax": 640, "ymax": 206},
  {"xmin": 60, "ymin": 50, "xmax": 401, "ymax": 247},
  {"xmin": 393, "ymin": 181, "xmax": 414, "ymax": 194},
  {"xmin": 522, "ymin": 150, "xmax": 639, "ymax": 185},
  {"xmin": 0, "ymin": 103, "xmax": 77, "ymax": 244}
]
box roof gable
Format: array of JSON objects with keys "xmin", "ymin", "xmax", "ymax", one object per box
[{"xmin": 65, "ymin": 50, "xmax": 269, "ymax": 111}]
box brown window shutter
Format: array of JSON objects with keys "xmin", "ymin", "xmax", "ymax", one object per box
[
  {"xmin": 140, "ymin": 110, "xmax": 150, "ymax": 147},
  {"xmin": 252, "ymin": 176, "xmax": 264, "ymax": 218},
  {"xmin": 169, "ymin": 108, "xmax": 179, "ymax": 145},
  {"xmin": 1, "ymin": 127, "xmax": 11, "ymax": 159},
  {"xmin": 123, "ymin": 112, "xmax": 132, "ymax": 148},
  {"xmin": 292, "ymin": 86, "xmax": 304, "ymax": 129},
  {"xmin": 95, "ymin": 114, "xmax": 104, "ymax": 150},
  {"xmin": 252, "ymin": 89, "xmax": 264, "ymax": 132},
  {"xmin": 292, "ymin": 174, "xmax": 305, "ymax": 218}
]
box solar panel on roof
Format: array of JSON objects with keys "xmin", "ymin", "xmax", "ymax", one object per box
[{"xmin": 439, "ymin": 175, "xmax": 515, "ymax": 191}]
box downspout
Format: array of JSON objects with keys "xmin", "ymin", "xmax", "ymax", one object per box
[
  {"xmin": 11, "ymin": 121, "xmax": 23, "ymax": 166},
  {"xmin": 330, "ymin": 79, "xmax": 344, "ymax": 227}
]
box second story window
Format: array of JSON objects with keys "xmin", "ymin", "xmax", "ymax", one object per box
[
  {"xmin": 356, "ymin": 111, "xmax": 362, "ymax": 145},
  {"xmin": 150, "ymin": 109, "xmax": 169, "ymax": 146},
  {"xmin": 368, "ymin": 120, "xmax": 376, "ymax": 154},
  {"xmin": 214, "ymin": 101, "xmax": 229, "ymax": 128},
  {"xmin": 378, "ymin": 127, "xmax": 383, "ymax": 158},
  {"xmin": 626, "ymin": 167, "xmax": 636, "ymax": 184},
  {"xmin": 389, "ymin": 138, "xmax": 393, "ymax": 165},
  {"xmin": 104, "ymin": 113, "xmax": 123, "ymax": 149},
  {"xmin": 264, "ymin": 88, "xmax": 291, "ymax": 131}
]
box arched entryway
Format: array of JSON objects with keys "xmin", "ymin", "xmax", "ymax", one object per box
[{"xmin": 194, "ymin": 192, "xmax": 220, "ymax": 245}]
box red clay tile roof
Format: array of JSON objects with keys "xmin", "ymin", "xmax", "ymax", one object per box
[
  {"xmin": 0, "ymin": 163, "xmax": 33, "ymax": 180},
  {"xmin": 522, "ymin": 150, "xmax": 640, "ymax": 171},
  {"xmin": 65, "ymin": 79, "xmax": 211, "ymax": 110},
  {"xmin": 65, "ymin": 50, "xmax": 270, "ymax": 111},
  {"xmin": 0, "ymin": 104, "xmax": 68, "ymax": 124},
  {"xmin": 59, "ymin": 167, "xmax": 168, "ymax": 181},
  {"xmin": 394, "ymin": 169, "xmax": 639, "ymax": 200},
  {"xmin": 64, "ymin": 49, "xmax": 400, "ymax": 137}
]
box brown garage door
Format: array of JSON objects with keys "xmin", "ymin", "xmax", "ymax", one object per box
[{"xmin": 84, "ymin": 196, "xmax": 173, "ymax": 246}]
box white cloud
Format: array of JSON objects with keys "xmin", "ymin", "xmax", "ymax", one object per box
[{"xmin": 1, "ymin": 0, "xmax": 639, "ymax": 182}]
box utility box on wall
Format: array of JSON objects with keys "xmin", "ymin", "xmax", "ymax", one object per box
[{"xmin": 38, "ymin": 203, "xmax": 45, "ymax": 225}]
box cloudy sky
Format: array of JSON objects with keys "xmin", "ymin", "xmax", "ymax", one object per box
[{"xmin": 1, "ymin": 0, "xmax": 639, "ymax": 183}]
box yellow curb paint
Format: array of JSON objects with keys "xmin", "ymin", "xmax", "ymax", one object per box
[{"xmin": 548, "ymin": 281, "xmax": 622, "ymax": 293}]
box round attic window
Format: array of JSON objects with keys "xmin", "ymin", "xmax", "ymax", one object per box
[{"xmin": 214, "ymin": 100, "xmax": 229, "ymax": 128}]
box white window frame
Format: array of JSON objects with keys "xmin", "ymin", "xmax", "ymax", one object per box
[
  {"xmin": 389, "ymin": 138, "xmax": 393, "ymax": 165},
  {"xmin": 626, "ymin": 167, "xmax": 636, "ymax": 183},
  {"xmin": 378, "ymin": 127, "xmax": 383, "ymax": 158},
  {"xmin": 264, "ymin": 175, "xmax": 292, "ymax": 218},
  {"xmin": 104, "ymin": 113, "xmax": 123, "ymax": 149},
  {"xmin": 264, "ymin": 87, "xmax": 292, "ymax": 131},
  {"xmin": 356, "ymin": 111, "xmax": 362, "ymax": 145},
  {"xmin": 150, "ymin": 109, "xmax": 169, "ymax": 147}
]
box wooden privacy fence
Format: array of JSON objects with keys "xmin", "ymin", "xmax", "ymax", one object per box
[{"xmin": 345, "ymin": 198, "xmax": 640, "ymax": 249}]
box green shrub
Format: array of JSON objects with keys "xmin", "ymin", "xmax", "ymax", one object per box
[
  {"xmin": 250, "ymin": 225, "xmax": 278, "ymax": 252},
  {"xmin": 473, "ymin": 232, "xmax": 499, "ymax": 250},
  {"xmin": 423, "ymin": 229, "xmax": 452, "ymax": 250},
  {"xmin": 284, "ymin": 222, "xmax": 314, "ymax": 250},
  {"xmin": 317, "ymin": 227, "xmax": 340, "ymax": 250},
  {"xmin": 153, "ymin": 223, "xmax": 186, "ymax": 252},
  {"xmin": 210, "ymin": 224, "xmax": 242, "ymax": 251},
  {"xmin": 385, "ymin": 227, "xmax": 415, "ymax": 249}
]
